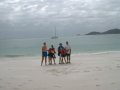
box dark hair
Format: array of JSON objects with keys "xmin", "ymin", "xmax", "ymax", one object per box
[
  {"xmin": 59, "ymin": 43, "xmax": 62, "ymax": 45},
  {"xmin": 43, "ymin": 42, "xmax": 46, "ymax": 45},
  {"xmin": 51, "ymin": 45, "xmax": 54, "ymax": 48},
  {"xmin": 66, "ymin": 41, "xmax": 68, "ymax": 44}
]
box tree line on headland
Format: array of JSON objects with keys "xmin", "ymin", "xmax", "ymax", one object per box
[{"xmin": 85, "ymin": 29, "xmax": 120, "ymax": 35}]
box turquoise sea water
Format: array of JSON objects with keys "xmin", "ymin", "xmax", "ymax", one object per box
[{"xmin": 0, "ymin": 34, "xmax": 120, "ymax": 58}]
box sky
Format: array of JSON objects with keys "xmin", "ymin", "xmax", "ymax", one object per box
[{"xmin": 0, "ymin": 0, "xmax": 120, "ymax": 39}]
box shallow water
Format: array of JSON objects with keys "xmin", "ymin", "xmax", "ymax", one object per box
[{"xmin": 0, "ymin": 34, "xmax": 120, "ymax": 57}]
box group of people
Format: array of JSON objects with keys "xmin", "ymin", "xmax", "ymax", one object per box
[{"xmin": 41, "ymin": 41, "xmax": 71, "ymax": 66}]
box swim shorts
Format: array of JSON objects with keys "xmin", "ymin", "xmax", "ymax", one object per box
[{"xmin": 42, "ymin": 52, "xmax": 47, "ymax": 57}]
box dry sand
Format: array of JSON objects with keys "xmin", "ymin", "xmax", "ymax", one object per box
[{"xmin": 0, "ymin": 52, "xmax": 120, "ymax": 90}]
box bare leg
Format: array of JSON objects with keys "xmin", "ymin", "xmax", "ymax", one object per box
[
  {"xmin": 67, "ymin": 55, "xmax": 69, "ymax": 63},
  {"xmin": 48, "ymin": 57, "xmax": 51, "ymax": 64},
  {"xmin": 50, "ymin": 58, "xmax": 52, "ymax": 64},
  {"xmin": 59, "ymin": 56, "xmax": 61, "ymax": 64},
  {"xmin": 69, "ymin": 55, "xmax": 71, "ymax": 63},
  {"xmin": 53, "ymin": 55, "xmax": 56, "ymax": 64},
  {"xmin": 45, "ymin": 57, "xmax": 47, "ymax": 65},
  {"xmin": 64, "ymin": 57, "xmax": 66, "ymax": 63},
  {"xmin": 41, "ymin": 56, "xmax": 44, "ymax": 66},
  {"xmin": 61, "ymin": 57, "xmax": 63, "ymax": 64},
  {"xmin": 53, "ymin": 58, "xmax": 56, "ymax": 64}
]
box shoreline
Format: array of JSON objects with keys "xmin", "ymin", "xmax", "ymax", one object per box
[{"xmin": 0, "ymin": 50, "xmax": 120, "ymax": 60}]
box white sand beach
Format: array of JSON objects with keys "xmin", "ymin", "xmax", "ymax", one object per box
[{"xmin": 0, "ymin": 52, "xmax": 120, "ymax": 90}]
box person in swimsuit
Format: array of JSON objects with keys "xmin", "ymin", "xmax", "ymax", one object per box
[
  {"xmin": 60, "ymin": 47, "xmax": 67, "ymax": 64},
  {"xmin": 41, "ymin": 42, "xmax": 48, "ymax": 66},
  {"xmin": 48, "ymin": 45, "xmax": 56, "ymax": 65}
]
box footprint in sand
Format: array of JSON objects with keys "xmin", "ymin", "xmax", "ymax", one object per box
[
  {"xmin": 111, "ymin": 82, "xmax": 116, "ymax": 85},
  {"xmin": 96, "ymin": 84, "xmax": 101, "ymax": 87},
  {"xmin": 13, "ymin": 87, "xmax": 19, "ymax": 90},
  {"xmin": 28, "ymin": 80, "xmax": 33, "ymax": 82},
  {"xmin": 95, "ymin": 67, "xmax": 103, "ymax": 71},
  {"xmin": 94, "ymin": 78, "xmax": 99, "ymax": 81},
  {"xmin": 7, "ymin": 82, "xmax": 11, "ymax": 85},
  {"xmin": 54, "ymin": 85, "xmax": 62, "ymax": 88},
  {"xmin": 0, "ymin": 86, "xmax": 3, "ymax": 88},
  {"xmin": 18, "ymin": 84, "xmax": 23, "ymax": 87},
  {"xmin": 96, "ymin": 67, "xmax": 100, "ymax": 69},
  {"xmin": 42, "ymin": 87, "xmax": 48, "ymax": 90},
  {"xmin": 8, "ymin": 69, "xmax": 11, "ymax": 70},
  {"xmin": 97, "ymin": 69, "xmax": 102, "ymax": 71},
  {"xmin": 22, "ymin": 82, "xmax": 27, "ymax": 85},
  {"xmin": 116, "ymin": 66, "xmax": 120, "ymax": 68},
  {"xmin": 84, "ymin": 70, "xmax": 90, "ymax": 72},
  {"xmin": 108, "ymin": 67, "xmax": 112, "ymax": 70}
]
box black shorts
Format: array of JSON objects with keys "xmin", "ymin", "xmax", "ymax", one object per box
[
  {"xmin": 61, "ymin": 54, "xmax": 66, "ymax": 57},
  {"xmin": 48, "ymin": 53, "xmax": 55, "ymax": 58},
  {"xmin": 58, "ymin": 52, "xmax": 61, "ymax": 56},
  {"xmin": 66, "ymin": 54, "xmax": 70, "ymax": 56}
]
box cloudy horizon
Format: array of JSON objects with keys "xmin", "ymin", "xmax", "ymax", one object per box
[{"xmin": 0, "ymin": 0, "xmax": 120, "ymax": 39}]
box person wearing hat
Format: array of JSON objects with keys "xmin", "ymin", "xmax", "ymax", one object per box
[{"xmin": 58, "ymin": 43, "xmax": 64, "ymax": 64}]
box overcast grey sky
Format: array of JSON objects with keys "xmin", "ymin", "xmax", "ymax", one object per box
[{"xmin": 0, "ymin": 0, "xmax": 120, "ymax": 38}]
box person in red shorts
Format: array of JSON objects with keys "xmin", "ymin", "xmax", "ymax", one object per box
[
  {"xmin": 60, "ymin": 47, "xmax": 67, "ymax": 64},
  {"xmin": 48, "ymin": 45, "xmax": 56, "ymax": 65}
]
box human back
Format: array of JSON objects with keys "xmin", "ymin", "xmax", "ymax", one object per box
[
  {"xmin": 65, "ymin": 41, "xmax": 71, "ymax": 64},
  {"xmin": 65, "ymin": 44, "xmax": 71, "ymax": 54}
]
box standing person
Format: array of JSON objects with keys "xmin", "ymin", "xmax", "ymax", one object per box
[
  {"xmin": 60, "ymin": 47, "xmax": 67, "ymax": 64},
  {"xmin": 51, "ymin": 45, "xmax": 56, "ymax": 64},
  {"xmin": 41, "ymin": 42, "xmax": 48, "ymax": 66},
  {"xmin": 48, "ymin": 45, "xmax": 56, "ymax": 65},
  {"xmin": 65, "ymin": 41, "xmax": 71, "ymax": 64},
  {"xmin": 58, "ymin": 43, "xmax": 63, "ymax": 64},
  {"xmin": 48, "ymin": 47, "xmax": 52, "ymax": 65}
]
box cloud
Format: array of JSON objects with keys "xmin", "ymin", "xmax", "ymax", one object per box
[
  {"xmin": 0, "ymin": 0, "xmax": 120, "ymax": 22},
  {"xmin": 0, "ymin": 0, "xmax": 120, "ymax": 38}
]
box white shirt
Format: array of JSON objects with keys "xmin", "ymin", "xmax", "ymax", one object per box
[{"xmin": 65, "ymin": 45, "xmax": 71, "ymax": 54}]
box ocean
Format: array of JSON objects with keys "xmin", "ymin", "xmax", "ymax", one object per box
[{"xmin": 0, "ymin": 34, "xmax": 120, "ymax": 58}]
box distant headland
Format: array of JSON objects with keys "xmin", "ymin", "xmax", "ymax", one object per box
[{"xmin": 85, "ymin": 29, "xmax": 120, "ymax": 35}]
